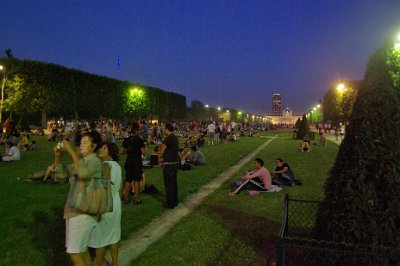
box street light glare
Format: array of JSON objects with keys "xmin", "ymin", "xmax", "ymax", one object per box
[
  {"xmin": 337, "ymin": 83, "xmax": 345, "ymax": 92},
  {"xmin": 317, "ymin": 104, "xmax": 321, "ymax": 108},
  {"xmin": 395, "ymin": 32, "xmax": 400, "ymax": 49},
  {"xmin": 217, "ymin": 107, "xmax": 221, "ymax": 111},
  {"xmin": 0, "ymin": 65, "xmax": 3, "ymax": 70},
  {"xmin": 205, "ymin": 104, "xmax": 209, "ymax": 108}
]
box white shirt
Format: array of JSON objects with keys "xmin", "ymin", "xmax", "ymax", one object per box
[
  {"xmin": 4, "ymin": 146, "xmax": 20, "ymax": 161},
  {"xmin": 207, "ymin": 123, "xmax": 215, "ymax": 133}
]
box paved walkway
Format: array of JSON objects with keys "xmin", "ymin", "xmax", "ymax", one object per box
[
  {"xmin": 112, "ymin": 136, "xmax": 277, "ymax": 266},
  {"xmin": 323, "ymin": 132, "xmax": 343, "ymax": 146}
]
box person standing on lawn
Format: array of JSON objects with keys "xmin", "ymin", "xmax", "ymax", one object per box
[
  {"xmin": 89, "ymin": 142, "xmax": 122, "ymax": 266},
  {"xmin": 62, "ymin": 131, "xmax": 103, "ymax": 266},
  {"xmin": 121, "ymin": 123, "xmax": 146, "ymax": 204},
  {"xmin": 159, "ymin": 124, "xmax": 180, "ymax": 208}
]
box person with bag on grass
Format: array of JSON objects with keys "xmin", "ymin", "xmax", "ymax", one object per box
[
  {"xmin": 89, "ymin": 142, "xmax": 122, "ymax": 266},
  {"xmin": 62, "ymin": 131, "xmax": 103, "ymax": 266}
]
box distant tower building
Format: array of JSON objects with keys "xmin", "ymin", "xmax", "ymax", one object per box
[{"xmin": 272, "ymin": 93, "xmax": 282, "ymax": 115}]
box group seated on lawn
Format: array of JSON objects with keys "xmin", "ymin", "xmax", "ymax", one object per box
[{"xmin": 229, "ymin": 157, "xmax": 302, "ymax": 196}]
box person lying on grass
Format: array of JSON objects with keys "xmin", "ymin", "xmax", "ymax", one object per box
[{"xmin": 229, "ymin": 158, "xmax": 275, "ymax": 196}]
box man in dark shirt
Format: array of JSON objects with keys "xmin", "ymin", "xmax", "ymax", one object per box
[
  {"xmin": 273, "ymin": 158, "xmax": 295, "ymax": 186},
  {"xmin": 122, "ymin": 123, "xmax": 146, "ymax": 204},
  {"xmin": 159, "ymin": 123, "xmax": 180, "ymax": 208}
]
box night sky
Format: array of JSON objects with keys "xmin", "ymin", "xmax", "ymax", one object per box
[{"xmin": 1, "ymin": 0, "xmax": 400, "ymax": 114}]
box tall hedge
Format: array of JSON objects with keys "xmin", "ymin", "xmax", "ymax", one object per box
[
  {"xmin": 314, "ymin": 37, "xmax": 400, "ymax": 247},
  {"xmin": 0, "ymin": 58, "xmax": 187, "ymax": 123}
]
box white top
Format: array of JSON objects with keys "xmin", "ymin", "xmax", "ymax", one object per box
[
  {"xmin": 88, "ymin": 160, "xmax": 122, "ymax": 248},
  {"xmin": 5, "ymin": 146, "xmax": 20, "ymax": 161},
  {"xmin": 105, "ymin": 160, "xmax": 122, "ymax": 199},
  {"xmin": 207, "ymin": 123, "xmax": 215, "ymax": 133}
]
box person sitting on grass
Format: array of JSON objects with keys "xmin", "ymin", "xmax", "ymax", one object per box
[
  {"xmin": 28, "ymin": 153, "xmax": 72, "ymax": 183},
  {"xmin": 272, "ymin": 158, "xmax": 297, "ymax": 186},
  {"xmin": 197, "ymin": 133, "xmax": 205, "ymax": 147},
  {"xmin": 17, "ymin": 132, "xmax": 31, "ymax": 151},
  {"xmin": 229, "ymin": 158, "xmax": 280, "ymax": 196},
  {"xmin": 299, "ymin": 135, "xmax": 311, "ymax": 152},
  {"xmin": 150, "ymin": 146, "xmax": 160, "ymax": 167},
  {"xmin": 42, "ymin": 158, "xmax": 69, "ymax": 183},
  {"xmin": 314, "ymin": 132, "xmax": 326, "ymax": 146},
  {"xmin": 179, "ymin": 146, "xmax": 192, "ymax": 170},
  {"xmin": 1, "ymin": 140, "xmax": 21, "ymax": 162},
  {"xmin": 29, "ymin": 140, "xmax": 38, "ymax": 151},
  {"xmin": 189, "ymin": 145, "xmax": 205, "ymax": 165}
]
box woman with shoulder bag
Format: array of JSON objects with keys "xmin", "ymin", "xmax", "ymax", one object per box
[{"xmin": 62, "ymin": 131, "xmax": 103, "ymax": 266}]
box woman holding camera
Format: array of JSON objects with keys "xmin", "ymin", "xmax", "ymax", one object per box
[{"xmin": 62, "ymin": 131, "xmax": 103, "ymax": 266}]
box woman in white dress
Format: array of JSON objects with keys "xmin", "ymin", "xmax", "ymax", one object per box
[{"xmin": 89, "ymin": 142, "xmax": 122, "ymax": 266}]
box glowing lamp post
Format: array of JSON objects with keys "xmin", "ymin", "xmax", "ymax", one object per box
[
  {"xmin": 395, "ymin": 33, "xmax": 400, "ymax": 49},
  {"xmin": 336, "ymin": 83, "xmax": 346, "ymax": 125},
  {"xmin": 0, "ymin": 65, "xmax": 5, "ymax": 123},
  {"xmin": 337, "ymin": 83, "xmax": 345, "ymax": 92}
]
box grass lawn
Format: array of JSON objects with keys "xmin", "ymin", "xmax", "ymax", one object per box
[
  {"xmin": 0, "ymin": 132, "xmax": 271, "ymax": 266},
  {"xmin": 131, "ymin": 132, "xmax": 339, "ymax": 266}
]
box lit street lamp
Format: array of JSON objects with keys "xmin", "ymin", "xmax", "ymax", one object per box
[
  {"xmin": 0, "ymin": 65, "xmax": 5, "ymax": 124},
  {"xmin": 395, "ymin": 32, "xmax": 400, "ymax": 49},
  {"xmin": 336, "ymin": 83, "xmax": 346, "ymax": 125},
  {"xmin": 337, "ymin": 83, "xmax": 345, "ymax": 92}
]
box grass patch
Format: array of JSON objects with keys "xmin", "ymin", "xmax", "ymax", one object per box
[
  {"xmin": 131, "ymin": 132, "xmax": 339, "ymax": 265},
  {"xmin": 0, "ymin": 133, "xmax": 271, "ymax": 265}
]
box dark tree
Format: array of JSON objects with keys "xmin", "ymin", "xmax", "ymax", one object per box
[
  {"xmin": 294, "ymin": 117, "xmax": 301, "ymax": 129},
  {"xmin": 190, "ymin": 100, "xmax": 204, "ymax": 108},
  {"xmin": 296, "ymin": 114, "xmax": 310, "ymax": 139},
  {"xmin": 314, "ymin": 36, "xmax": 400, "ymax": 247},
  {"xmin": 5, "ymin": 49, "xmax": 13, "ymax": 58}
]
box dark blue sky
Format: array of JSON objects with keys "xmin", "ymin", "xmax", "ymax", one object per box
[{"xmin": 1, "ymin": 0, "xmax": 400, "ymax": 114}]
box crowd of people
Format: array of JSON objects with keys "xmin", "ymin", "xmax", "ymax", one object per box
[
  {"xmin": 50, "ymin": 121, "xmax": 182, "ymax": 266},
  {"xmin": 1, "ymin": 116, "xmax": 317, "ymax": 265}
]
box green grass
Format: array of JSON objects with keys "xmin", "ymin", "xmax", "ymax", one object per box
[
  {"xmin": 0, "ymin": 133, "xmax": 271, "ymax": 266},
  {"xmin": 131, "ymin": 132, "xmax": 339, "ymax": 266}
]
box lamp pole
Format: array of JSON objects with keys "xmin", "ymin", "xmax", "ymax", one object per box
[
  {"xmin": 336, "ymin": 83, "xmax": 345, "ymax": 125},
  {"xmin": 0, "ymin": 65, "xmax": 5, "ymax": 124}
]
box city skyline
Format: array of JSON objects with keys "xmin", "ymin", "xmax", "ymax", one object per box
[{"xmin": 1, "ymin": 1, "xmax": 400, "ymax": 114}]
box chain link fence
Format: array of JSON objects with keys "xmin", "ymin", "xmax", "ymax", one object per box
[{"xmin": 276, "ymin": 194, "xmax": 400, "ymax": 266}]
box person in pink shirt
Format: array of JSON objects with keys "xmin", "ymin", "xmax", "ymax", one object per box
[{"xmin": 229, "ymin": 158, "xmax": 272, "ymax": 196}]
